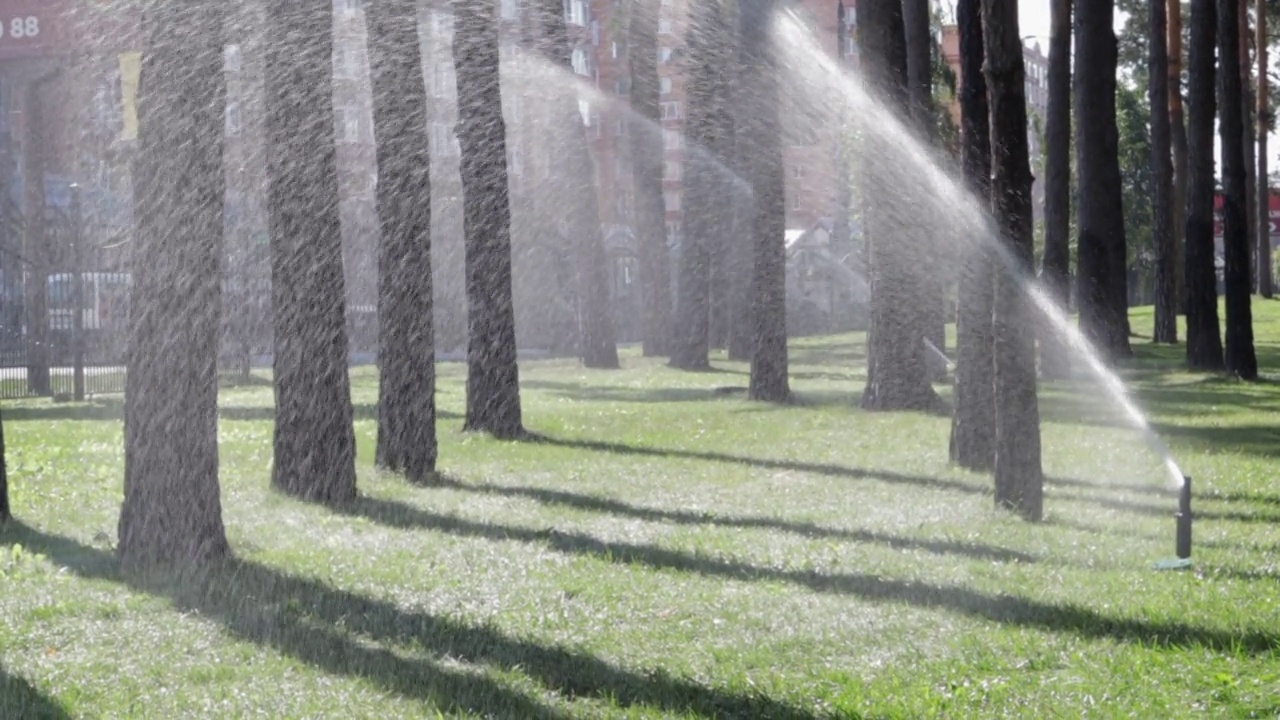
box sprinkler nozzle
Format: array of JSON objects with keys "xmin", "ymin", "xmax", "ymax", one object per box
[{"xmin": 1175, "ymin": 475, "xmax": 1192, "ymax": 560}]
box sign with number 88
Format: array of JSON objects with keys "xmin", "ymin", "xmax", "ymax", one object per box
[{"xmin": 0, "ymin": 17, "xmax": 40, "ymax": 39}]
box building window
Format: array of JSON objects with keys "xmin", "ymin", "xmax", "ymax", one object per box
[
  {"xmin": 590, "ymin": 114, "xmax": 602, "ymax": 139},
  {"xmin": 611, "ymin": 41, "xmax": 618, "ymax": 59},
  {"xmin": 658, "ymin": 19, "xmax": 672, "ymax": 34},
  {"xmin": 660, "ymin": 101, "xmax": 681, "ymax": 120},
  {"xmin": 660, "ymin": 76, "xmax": 672, "ymax": 94},
  {"xmin": 340, "ymin": 0, "xmax": 362, "ymax": 14},
  {"xmin": 336, "ymin": 106, "xmax": 360, "ymax": 143},
  {"xmin": 664, "ymin": 160, "xmax": 681, "ymax": 181},
  {"xmin": 793, "ymin": 165, "xmax": 805, "ymax": 179},
  {"xmin": 615, "ymin": 78, "xmax": 628, "ymax": 95},
  {"xmin": 616, "ymin": 192, "xmax": 631, "ymax": 217},
  {"xmin": 663, "ymin": 129, "xmax": 680, "ymax": 150},
  {"xmin": 792, "ymin": 195, "xmax": 801, "ymax": 211},
  {"xmin": 616, "ymin": 116, "xmax": 627, "ymax": 136},
  {"xmin": 572, "ymin": 47, "xmax": 590, "ymax": 76},
  {"xmin": 664, "ymin": 191, "xmax": 681, "ymax": 213},
  {"xmin": 500, "ymin": 0, "xmax": 518, "ymax": 20},
  {"xmin": 226, "ymin": 101, "xmax": 242, "ymax": 137},
  {"xmin": 225, "ymin": 44, "xmax": 242, "ymax": 73},
  {"xmin": 659, "ymin": 46, "xmax": 673, "ymax": 63},
  {"xmin": 430, "ymin": 121, "xmax": 454, "ymax": 157},
  {"xmin": 565, "ymin": 0, "xmax": 587, "ymax": 26}
]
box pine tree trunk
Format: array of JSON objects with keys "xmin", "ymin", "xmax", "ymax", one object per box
[
  {"xmin": 1151, "ymin": 0, "xmax": 1179, "ymax": 343},
  {"xmin": 1040, "ymin": 0, "xmax": 1072, "ymax": 378},
  {"xmin": 0, "ymin": 406, "xmax": 7, "ymax": 524},
  {"xmin": 903, "ymin": 0, "xmax": 946, "ymax": 380},
  {"xmin": 1185, "ymin": 0, "xmax": 1225, "ymax": 369},
  {"xmin": 454, "ymin": 0, "xmax": 524, "ymax": 436},
  {"xmin": 726, "ymin": 6, "xmax": 754, "ymax": 363},
  {"xmin": 369, "ymin": 0, "xmax": 437, "ymax": 483},
  {"xmin": 1075, "ymin": 0, "xmax": 1132, "ymax": 359},
  {"xmin": 1257, "ymin": 0, "xmax": 1272, "ymax": 298},
  {"xmin": 950, "ymin": 0, "xmax": 995, "ymax": 471},
  {"xmin": 265, "ymin": 0, "xmax": 358, "ymax": 504},
  {"xmin": 539, "ymin": 0, "xmax": 618, "ymax": 369},
  {"xmin": 1240, "ymin": 0, "xmax": 1257, "ymax": 293},
  {"xmin": 118, "ymin": 0, "xmax": 230, "ymax": 570},
  {"xmin": 21, "ymin": 79, "xmax": 50, "ymax": 397},
  {"xmin": 1218, "ymin": 0, "xmax": 1258, "ymax": 378},
  {"xmin": 629, "ymin": 0, "xmax": 673, "ymax": 358},
  {"xmin": 740, "ymin": 0, "xmax": 789, "ymax": 401},
  {"xmin": 1169, "ymin": 0, "xmax": 1189, "ymax": 312},
  {"xmin": 858, "ymin": 0, "xmax": 940, "ymax": 411},
  {"xmin": 983, "ymin": 0, "xmax": 1043, "ymax": 520}
]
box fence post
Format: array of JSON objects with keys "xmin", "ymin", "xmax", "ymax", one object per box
[{"xmin": 70, "ymin": 184, "xmax": 85, "ymax": 402}]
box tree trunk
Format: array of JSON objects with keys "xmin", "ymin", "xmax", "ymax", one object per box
[
  {"xmin": 903, "ymin": 0, "xmax": 946, "ymax": 379},
  {"xmin": 369, "ymin": 0, "xmax": 437, "ymax": 483},
  {"xmin": 1240, "ymin": 0, "xmax": 1257, "ymax": 293},
  {"xmin": 1218, "ymin": 0, "xmax": 1258, "ymax": 378},
  {"xmin": 118, "ymin": 0, "xmax": 230, "ymax": 570},
  {"xmin": 858, "ymin": 0, "xmax": 940, "ymax": 411},
  {"xmin": 453, "ymin": 0, "xmax": 524, "ymax": 436},
  {"xmin": 740, "ymin": 0, "xmax": 789, "ymax": 401},
  {"xmin": 21, "ymin": 79, "xmax": 51, "ymax": 397},
  {"xmin": 0, "ymin": 406, "xmax": 7, "ymax": 524},
  {"xmin": 982, "ymin": 0, "xmax": 1043, "ymax": 520},
  {"xmin": 1169, "ymin": 0, "xmax": 1189, "ymax": 312},
  {"xmin": 1185, "ymin": 0, "xmax": 1225, "ymax": 369},
  {"xmin": 1075, "ymin": 0, "xmax": 1132, "ymax": 359},
  {"xmin": 726, "ymin": 8, "xmax": 754, "ymax": 363},
  {"xmin": 539, "ymin": 0, "xmax": 618, "ymax": 369},
  {"xmin": 1040, "ymin": 0, "xmax": 1072, "ymax": 378},
  {"xmin": 265, "ymin": 0, "xmax": 358, "ymax": 505},
  {"xmin": 950, "ymin": 0, "xmax": 995, "ymax": 471},
  {"xmin": 1151, "ymin": 0, "xmax": 1178, "ymax": 343},
  {"xmin": 629, "ymin": 0, "xmax": 673, "ymax": 358},
  {"xmin": 1257, "ymin": 0, "xmax": 1272, "ymax": 298}
]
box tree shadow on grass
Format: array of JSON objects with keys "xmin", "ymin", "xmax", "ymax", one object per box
[
  {"xmin": 0, "ymin": 522, "xmax": 825, "ymax": 720},
  {"xmin": 422, "ymin": 476, "xmax": 1037, "ymax": 564},
  {"xmin": 521, "ymin": 432, "xmax": 991, "ymax": 496},
  {"xmin": 334, "ymin": 496, "xmax": 1280, "ymax": 656},
  {"xmin": 0, "ymin": 663, "xmax": 72, "ymax": 720}
]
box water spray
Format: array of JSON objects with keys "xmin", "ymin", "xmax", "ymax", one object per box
[{"xmin": 921, "ymin": 337, "xmax": 954, "ymax": 369}]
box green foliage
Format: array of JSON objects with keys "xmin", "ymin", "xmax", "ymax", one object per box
[
  {"xmin": 1117, "ymin": 83, "xmax": 1155, "ymax": 282},
  {"xmin": 2, "ymin": 306, "xmax": 1280, "ymax": 715}
]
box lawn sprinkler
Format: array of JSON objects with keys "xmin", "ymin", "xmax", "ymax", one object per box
[{"xmin": 1154, "ymin": 475, "xmax": 1193, "ymax": 571}]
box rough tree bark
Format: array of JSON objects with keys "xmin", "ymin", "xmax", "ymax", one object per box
[
  {"xmin": 368, "ymin": 0, "xmax": 437, "ymax": 482},
  {"xmin": 265, "ymin": 0, "xmax": 358, "ymax": 504},
  {"xmin": 539, "ymin": 0, "xmax": 618, "ymax": 369},
  {"xmin": 903, "ymin": 0, "xmax": 946, "ymax": 379},
  {"xmin": 1151, "ymin": 0, "xmax": 1178, "ymax": 343},
  {"xmin": 726, "ymin": 1, "xmax": 754, "ymax": 363},
  {"xmin": 858, "ymin": 0, "xmax": 940, "ymax": 411},
  {"xmin": 950, "ymin": 0, "xmax": 995, "ymax": 471},
  {"xmin": 1240, "ymin": 0, "xmax": 1257, "ymax": 292},
  {"xmin": 1184, "ymin": 0, "xmax": 1225, "ymax": 369},
  {"xmin": 1257, "ymin": 0, "xmax": 1272, "ymax": 298},
  {"xmin": 670, "ymin": 2, "xmax": 719, "ymax": 371},
  {"xmin": 740, "ymin": 0, "xmax": 789, "ymax": 401},
  {"xmin": 1075, "ymin": 0, "xmax": 1132, "ymax": 359},
  {"xmin": 1169, "ymin": 0, "xmax": 1189, "ymax": 311},
  {"xmin": 1039, "ymin": 0, "xmax": 1072, "ymax": 378},
  {"xmin": 453, "ymin": 0, "xmax": 524, "ymax": 436},
  {"xmin": 629, "ymin": 0, "xmax": 673, "ymax": 357},
  {"xmin": 118, "ymin": 0, "xmax": 230, "ymax": 569},
  {"xmin": 1218, "ymin": 0, "xmax": 1258, "ymax": 378},
  {"xmin": 983, "ymin": 0, "xmax": 1043, "ymax": 520}
]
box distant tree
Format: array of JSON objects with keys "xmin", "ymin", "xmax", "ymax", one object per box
[
  {"xmin": 903, "ymin": 0, "xmax": 946, "ymax": 379},
  {"xmin": 1219, "ymin": 0, "xmax": 1259, "ymax": 378},
  {"xmin": 1150, "ymin": 0, "xmax": 1178, "ymax": 343},
  {"xmin": 118, "ymin": 0, "xmax": 229, "ymax": 568},
  {"xmin": 368, "ymin": 0, "xmax": 437, "ymax": 482},
  {"xmin": 1184, "ymin": 0, "xmax": 1225, "ymax": 369},
  {"xmin": 1169, "ymin": 0, "xmax": 1188, "ymax": 308},
  {"xmin": 857, "ymin": 0, "xmax": 940, "ymax": 411},
  {"xmin": 1240, "ymin": 0, "xmax": 1258, "ymax": 295},
  {"xmin": 453, "ymin": 0, "xmax": 524, "ymax": 436},
  {"xmin": 1040, "ymin": 0, "xmax": 1072, "ymax": 377},
  {"xmin": 538, "ymin": 0, "xmax": 619, "ymax": 369},
  {"xmin": 950, "ymin": 0, "xmax": 995, "ymax": 471},
  {"xmin": 983, "ymin": 0, "xmax": 1043, "ymax": 520},
  {"xmin": 628, "ymin": 0, "xmax": 673, "ymax": 358},
  {"xmin": 740, "ymin": 0, "xmax": 789, "ymax": 401},
  {"xmin": 264, "ymin": 0, "xmax": 358, "ymax": 504},
  {"xmin": 1075, "ymin": 0, "xmax": 1132, "ymax": 359},
  {"xmin": 1258, "ymin": 0, "xmax": 1273, "ymax": 298}
]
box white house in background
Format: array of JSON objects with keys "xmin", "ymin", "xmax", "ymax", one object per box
[{"xmin": 785, "ymin": 218, "xmax": 869, "ymax": 336}]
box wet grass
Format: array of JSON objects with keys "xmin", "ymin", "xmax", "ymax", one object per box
[{"xmin": 2, "ymin": 303, "xmax": 1280, "ymax": 717}]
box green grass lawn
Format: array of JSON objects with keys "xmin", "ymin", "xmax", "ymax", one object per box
[{"xmin": 2, "ymin": 303, "xmax": 1279, "ymax": 718}]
